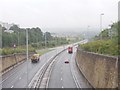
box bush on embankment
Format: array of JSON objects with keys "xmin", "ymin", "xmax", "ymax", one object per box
[
  {"xmin": 1, "ymin": 45, "xmax": 36, "ymax": 55},
  {"xmin": 80, "ymin": 40, "xmax": 118, "ymax": 56}
]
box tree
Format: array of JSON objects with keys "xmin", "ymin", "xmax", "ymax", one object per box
[
  {"xmin": 45, "ymin": 32, "xmax": 52, "ymax": 41},
  {"xmin": 9, "ymin": 25, "xmax": 20, "ymax": 31},
  {"xmin": 2, "ymin": 27, "xmax": 7, "ymax": 31},
  {"xmin": 100, "ymin": 29, "xmax": 109, "ymax": 39},
  {"xmin": 95, "ymin": 22, "xmax": 118, "ymax": 41}
]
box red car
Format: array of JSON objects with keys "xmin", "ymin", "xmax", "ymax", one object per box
[
  {"xmin": 65, "ymin": 60, "xmax": 69, "ymax": 63},
  {"xmin": 68, "ymin": 47, "xmax": 73, "ymax": 54}
]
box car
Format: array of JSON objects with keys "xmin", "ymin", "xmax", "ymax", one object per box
[
  {"xmin": 68, "ymin": 46, "xmax": 73, "ymax": 54},
  {"xmin": 31, "ymin": 54, "xmax": 40, "ymax": 63},
  {"xmin": 65, "ymin": 60, "xmax": 69, "ymax": 63}
]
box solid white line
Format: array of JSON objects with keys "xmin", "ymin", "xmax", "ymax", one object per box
[
  {"xmin": 1, "ymin": 60, "xmax": 28, "ymax": 84},
  {"xmin": 0, "ymin": 71, "xmax": 17, "ymax": 85},
  {"xmin": 28, "ymin": 56, "xmax": 54, "ymax": 88},
  {"xmin": 28, "ymin": 49, "xmax": 66, "ymax": 88},
  {"xmin": 70, "ymin": 50, "xmax": 81, "ymax": 88}
]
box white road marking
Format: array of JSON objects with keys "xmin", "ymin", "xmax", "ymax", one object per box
[
  {"xmin": 19, "ymin": 77, "xmax": 21, "ymax": 80},
  {"xmin": 70, "ymin": 50, "xmax": 82, "ymax": 88},
  {"xmin": 61, "ymin": 78, "xmax": 62, "ymax": 81},
  {"xmin": 11, "ymin": 86, "xmax": 14, "ymax": 88},
  {"xmin": 28, "ymin": 56, "xmax": 55, "ymax": 87}
]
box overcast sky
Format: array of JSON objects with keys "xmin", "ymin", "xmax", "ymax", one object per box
[{"xmin": 0, "ymin": 0, "xmax": 119, "ymax": 32}]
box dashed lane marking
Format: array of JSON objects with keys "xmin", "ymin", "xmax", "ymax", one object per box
[
  {"xmin": 61, "ymin": 78, "xmax": 62, "ymax": 81},
  {"xmin": 19, "ymin": 77, "xmax": 21, "ymax": 80}
]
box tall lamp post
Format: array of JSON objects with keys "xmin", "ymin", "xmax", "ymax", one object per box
[
  {"xmin": 18, "ymin": 31, "xmax": 19, "ymax": 48},
  {"xmin": 44, "ymin": 32, "xmax": 47, "ymax": 48},
  {"xmin": 26, "ymin": 29, "xmax": 28, "ymax": 64},
  {"xmin": 87, "ymin": 25, "xmax": 90, "ymax": 39},
  {"xmin": 100, "ymin": 13, "xmax": 104, "ymax": 40},
  {"xmin": 15, "ymin": 30, "xmax": 19, "ymax": 48},
  {"xmin": 44, "ymin": 32, "xmax": 48, "ymax": 61},
  {"xmin": 26, "ymin": 29, "xmax": 29, "ymax": 87}
]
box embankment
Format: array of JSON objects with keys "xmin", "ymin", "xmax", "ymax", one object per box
[{"xmin": 76, "ymin": 49, "xmax": 118, "ymax": 88}]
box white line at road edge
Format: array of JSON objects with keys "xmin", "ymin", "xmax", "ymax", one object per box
[
  {"xmin": 28, "ymin": 48, "xmax": 67, "ymax": 88},
  {"xmin": 28, "ymin": 56, "xmax": 54, "ymax": 88},
  {"xmin": 70, "ymin": 48, "xmax": 81, "ymax": 88},
  {"xmin": 0, "ymin": 61, "xmax": 28, "ymax": 85}
]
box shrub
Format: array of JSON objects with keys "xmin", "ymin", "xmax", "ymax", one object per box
[
  {"xmin": 80, "ymin": 40, "xmax": 118, "ymax": 56},
  {"xmin": 2, "ymin": 45, "xmax": 36, "ymax": 55}
]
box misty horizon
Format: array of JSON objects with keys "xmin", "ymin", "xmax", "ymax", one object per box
[{"xmin": 0, "ymin": 0, "xmax": 119, "ymax": 32}]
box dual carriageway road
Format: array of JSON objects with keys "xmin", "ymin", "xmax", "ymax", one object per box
[{"xmin": 1, "ymin": 43, "xmax": 92, "ymax": 89}]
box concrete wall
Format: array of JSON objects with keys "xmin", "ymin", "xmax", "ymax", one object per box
[
  {"xmin": 76, "ymin": 49, "xmax": 118, "ymax": 88},
  {"xmin": 0, "ymin": 57, "xmax": 2, "ymax": 74},
  {"xmin": 1, "ymin": 53, "xmax": 35, "ymax": 73},
  {"xmin": 2, "ymin": 54, "xmax": 17, "ymax": 72}
]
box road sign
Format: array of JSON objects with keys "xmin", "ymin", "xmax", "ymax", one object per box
[{"xmin": 13, "ymin": 44, "xmax": 16, "ymax": 48}]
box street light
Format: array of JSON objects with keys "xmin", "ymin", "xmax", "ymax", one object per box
[
  {"xmin": 15, "ymin": 30, "xmax": 19, "ymax": 48},
  {"xmin": 26, "ymin": 29, "xmax": 29, "ymax": 87},
  {"xmin": 87, "ymin": 25, "xmax": 90, "ymax": 39},
  {"xmin": 19, "ymin": 29, "xmax": 29, "ymax": 87},
  {"xmin": 18, "ymin": 31, "xmax": 19, "ymax": 47},
  {"xmin": 26, "ymin": 29, "xmax": 28, "ymax": 63},
  {"xmin": 108, "ymin": 25, "xmax": 112, "ymax": 39},
  {"xmin": 100, "ymin": 13, "xmax": 104, "ymax": 40},
  {"xmin": 44, "ymin": 32, "xmax": 47, "ymax": 48}
]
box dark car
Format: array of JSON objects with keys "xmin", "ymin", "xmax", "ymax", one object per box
[{"xmin": 65, "ymin": 60, "xmax": 69, "ymax": 63}]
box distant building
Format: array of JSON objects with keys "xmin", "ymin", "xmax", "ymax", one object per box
[
  {"xmin": 0, "ymin": 22, "xmax": 12, "ymax": 30},
  {"xmin": 4, "ymin": 30, "xmax": 14, "ymax": 33},
  {"xmin": 0, "ymin": 21, "xmax": 19, "ymax": 33},
  {"xmin": 0, "ymin": 21, "xmax": 19, "ymax": 30}
]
